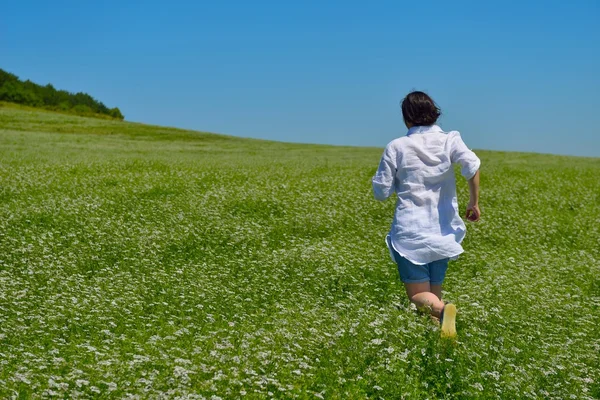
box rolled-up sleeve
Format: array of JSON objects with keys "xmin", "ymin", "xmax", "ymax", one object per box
[
  {"xmin": 449, "ymin": 132, "xmax": 480, "ymax": 179},
  {"xmin": 372, "ymin": 143, "xmax": 397, "ymax": 201}
]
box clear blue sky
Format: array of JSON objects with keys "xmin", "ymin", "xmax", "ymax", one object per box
[{"xmin": 2, "ymin": 0, "xmax": 599, "ymax": 157}]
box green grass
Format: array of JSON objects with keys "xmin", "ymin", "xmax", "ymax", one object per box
[
  {"xmin": 0, "ymin": 105, "xmax": 599, "ymax": 399},
  {"xmin": 0, "ymin": 102, "xmax": 123, "ymax": 122}
]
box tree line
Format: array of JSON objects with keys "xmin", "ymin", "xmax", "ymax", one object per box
[{"xmin": 0, "ymin": 68, "xmax": 124, "ymax": 120}]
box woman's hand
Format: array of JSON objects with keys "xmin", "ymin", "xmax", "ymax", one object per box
[{"xmin": 465, "ymin": 202, "xmax": 480, "ymax": 222}]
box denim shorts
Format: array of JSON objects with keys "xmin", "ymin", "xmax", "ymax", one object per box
[{"xmin": 387, "ymin": 239, "xmax": 449, "ymax": 285}]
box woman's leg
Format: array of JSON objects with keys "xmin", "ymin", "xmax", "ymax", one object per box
[
  {"xmin": 430, "ymin": 284, "xmax": 443, "ymax": 300},
  {"xmin": 404, "ymin": 282, "xmax": 445, "ymax": 319},
  {"xmin": 429, "ymin": 259, "xmax": 449, "ymax": 301}
]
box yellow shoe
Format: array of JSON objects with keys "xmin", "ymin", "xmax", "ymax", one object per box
[{"xmin": 440, "ymin": 304, "xmax": 457, "ymax": 339}]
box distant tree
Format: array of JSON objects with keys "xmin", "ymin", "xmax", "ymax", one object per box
[
  {"xmin": 0, "ymin": 70, "xmax": 18, "ymax": 86},
  {"xmin": 108, "ymin": 107, "xmax": 124, "ymax": 120},
  {"xmin": 42, "ymin": 84, "xmax": 59, "ymax": 106},
  {"xmin": 0, "ymin": 68, "xmax": 124, "ymax": 120}
]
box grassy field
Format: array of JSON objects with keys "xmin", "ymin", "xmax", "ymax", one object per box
[{"xmin": 0, "ymin": 104, "xmax": 599, "ymax": 399}]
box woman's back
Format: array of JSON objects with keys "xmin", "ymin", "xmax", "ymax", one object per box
[{"xmin": 373, "ymin": 124, "xmax": 480, "ymax": 264}]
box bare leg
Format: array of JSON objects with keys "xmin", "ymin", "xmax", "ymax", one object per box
[
  {"xmin": 430, "ymin": 284, "xmax": 443, "ymax": 301},
  {"xmin": 404, "ymin": 282, "xmax": 445, "ymax": 319}
]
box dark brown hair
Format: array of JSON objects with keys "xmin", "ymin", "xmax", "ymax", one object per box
[{"xmin": 401, "ymin": 91, "xmax": 441, "ymax": 126}]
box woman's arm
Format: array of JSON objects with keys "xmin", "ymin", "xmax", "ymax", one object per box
[
  {"xmin": 449, "ymin": 132, "xmax": 481, "ymax": 222},
  {"xmin": 372, "ymin": 144, "xmax": 397, "ymax": 201},
  {"xmin": 466, "ymin": 170, "xmax": 480, "ymax": 221}
]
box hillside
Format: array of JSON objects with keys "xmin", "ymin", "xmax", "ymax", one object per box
[
  {"xmin": 0, "ymin": 107, "xmax": 599, "ymax": 398},
  {"xmin": 0, "ymin": 68, "xmax": 123, "ymax": 120}
]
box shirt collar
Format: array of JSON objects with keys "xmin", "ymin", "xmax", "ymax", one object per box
[{"xmin": 406, "ymin": 125, "xmax": 443, "ymax": 136}]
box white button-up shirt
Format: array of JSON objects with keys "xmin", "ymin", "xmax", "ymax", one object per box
[{"xmin": 372, "ymin": 125, "xmax": 480, "ymax": 265}]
